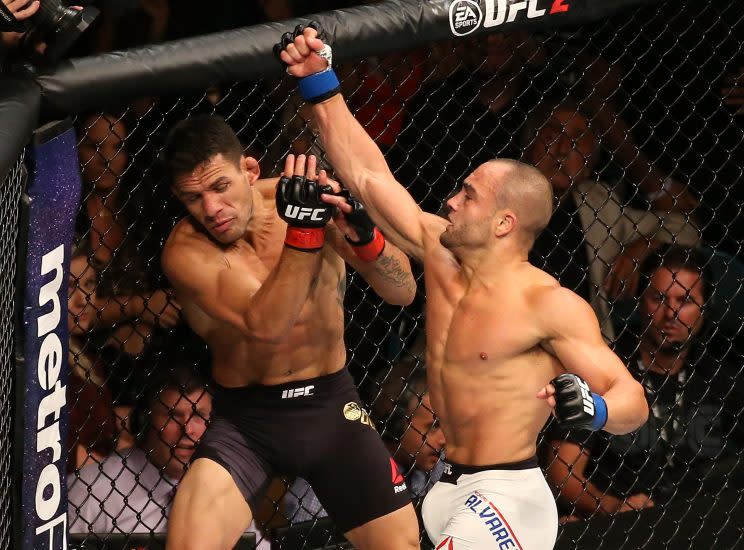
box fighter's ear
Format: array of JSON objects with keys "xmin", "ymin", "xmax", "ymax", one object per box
[
  {"xmin": 241, "ymin": 155, "xmax": 260, "ymax": 183},
  {"xmin": 494, "ymin": 210, "xmax": 517, "ymax": 237}
]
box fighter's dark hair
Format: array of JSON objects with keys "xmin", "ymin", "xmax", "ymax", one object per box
[{"xmin": 161, "ymin": 114, "xmax": 243, "ymax": 185}]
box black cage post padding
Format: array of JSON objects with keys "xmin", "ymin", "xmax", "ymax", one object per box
[
  {"xmin": 34, "ymin": 0, "xmax": 659, "ymax": 118},
  {"xmin": 0, "ymin": 78, "xmax": 35, "ymax": 550},
  {"xmin": 0, "ymin": 77, "xmax": 40, "ymax": 182}
]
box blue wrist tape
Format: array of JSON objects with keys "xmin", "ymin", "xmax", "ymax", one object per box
[
  {"xmin": 590, "ymin": 393, "xmax": 608, "ymax": 431},
  {"xmin": 299, "ymin": 69, "xmax": 340, "ymax": 103}
]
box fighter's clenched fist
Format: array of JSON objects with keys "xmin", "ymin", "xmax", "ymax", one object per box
[{"xmin": 274, "ymin": 22, "xmax": 340, "ymax": 103}]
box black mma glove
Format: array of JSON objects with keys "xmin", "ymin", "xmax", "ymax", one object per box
[
  {"xmin": 337, "ymin": 190, "xmax": 386, "ymax": 262},
  {"xmin": 550, "ymin": 373, "xmax": 608, "ymax": 431},
  {"xmin": 273, "ymin": 21, "xmax": 340, "ymax": 104},
  {"xmin": 276, "ymin": 174, "xmax": 334, "ymax": 252}
]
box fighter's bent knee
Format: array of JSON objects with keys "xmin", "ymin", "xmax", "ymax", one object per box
[
  {"xmin": 166, "ymin": 459, "xmax": 253, "ymax": 550},
  {"xmin": 345, "ymin": 504, "xmax": 419, "ymax": 550}
]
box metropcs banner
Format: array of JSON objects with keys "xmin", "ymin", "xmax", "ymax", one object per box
[{"xmin": 20, "ymin": 119, "xmax": 82, "ymax": 550}]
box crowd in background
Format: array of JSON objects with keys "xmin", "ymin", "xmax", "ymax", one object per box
[{"xmin": 2, "ymin": 0, "xmax": 742, "ymax": 548}]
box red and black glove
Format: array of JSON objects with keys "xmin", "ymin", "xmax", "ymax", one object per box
[
  {"xmin": 338, "ymin": 190, "xmax": 386, "ymax": 262},
  {"xmin": 276, "ymin": 174, "xmax": 334, "ymax": 252}
]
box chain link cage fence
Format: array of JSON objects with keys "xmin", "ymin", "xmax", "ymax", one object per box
[
  {"xmin": 0, "ymin": 157, "xmax": 24, "ymax": 549},
  {"xmin": 1, "ymin": 0, "xmax": 742, "ymax": 548}
]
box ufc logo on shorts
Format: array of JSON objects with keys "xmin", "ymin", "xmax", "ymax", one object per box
[
  {"xmin": 282, "ymin": 385, "xmax": 315, "ymax": 399},
  {"xmin": 284, "ymin": 205, "xmax": 326, "ymax": 221},
  {"xmin": 577, "ymin": 378, "xmax": 595, "ymax": 415}
]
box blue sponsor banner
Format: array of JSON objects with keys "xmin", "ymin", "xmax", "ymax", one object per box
[{"xmin": 20, "ymin": 120, "xmax": 82, "ymax": 550}]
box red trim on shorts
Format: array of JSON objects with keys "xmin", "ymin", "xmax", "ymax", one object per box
[
  {"xmin": 436, "ymin": 536, "xmax": 455, "ymax": 550},
  {"xmin": 476, "ymin": 491, "xmax": 524, "ymax": 550}
]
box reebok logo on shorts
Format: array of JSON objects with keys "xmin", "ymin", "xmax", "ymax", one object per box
[
  {"xmin": 390, "ymin": 458, "xmax": 407, "ymax": 494},
  {"xmin": 436, "ymin": 536, "xmax": 455, "ymax": 549},
  {"xmin": 465, "ymin": 491, "xmax": 523, "ymax": 549}
]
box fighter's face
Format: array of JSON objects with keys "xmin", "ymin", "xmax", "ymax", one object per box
[
  {"xmin": 173, "ymin": 154, "xmax": 255, "ymax": 244},
  {"xmin": 440, "ymin": 169, "xmax": 497, "ymax": 250},
  {"xmin": 527, "ymin": 108, "xmax": 596, "ymax": 193},
  {"xmin": 399, "ymin": 394, "xmax": 445, "ymax": 472},
  {"xmin": 67, "ymin": 255, "xmax": 98, "ymax": 335},
  {"xmin": 145, "ymin": 388, "xmax": 212, "ymax": 481},
  {"xmin": 642, "ymin": 267, "xmax": 705, "ymax": 354}
]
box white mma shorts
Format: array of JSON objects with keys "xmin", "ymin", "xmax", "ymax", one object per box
[{"xmin": 422, "ymin": 457, "xmax": 558, "ymax": 550}]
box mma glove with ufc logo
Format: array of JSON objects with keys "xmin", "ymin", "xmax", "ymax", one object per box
[
  {"xmin": 336, "ymin": 190, "xmax": 386, "ymax": 262},
  {"xmin": 551, "ymin": 373, "xmax": 608, "ymax": 431},
  {"xmin": 276, "ymin": 174, "xmax": 333, "ymax": 252}
]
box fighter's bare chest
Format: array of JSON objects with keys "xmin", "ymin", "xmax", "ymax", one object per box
[
  {"xmin": 427, "ymin": 290, "xmax": 535, "ymax": 363},
  {"xmin": 228, "ymin": 242, "xmax": 344, "ymax": 302}
]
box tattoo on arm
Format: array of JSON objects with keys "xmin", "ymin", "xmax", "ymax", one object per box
[
  {"xmin": 374, "ymin": 254, "xmax": 416, "ymax": 293},
  {"xmin": 337, "ymin": 276, "xmax": 346, "ymax": 307}
]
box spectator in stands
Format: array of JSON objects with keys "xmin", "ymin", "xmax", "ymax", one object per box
[
  {"xmin": 391, "ymin": 31, "xmax": 545, "ymax": 214},
  {"xmin": 77, "ymin": 113, "xmax": 129, "ymax": 266},
  {"xmin": 68, "ymin": 360, "xmax": 212, "ymax": 534},
  {"xmin": 382, "ymin": 369, "xmax": 445, "ymax": 501},
  {"xmin": 522, "ymin": 99, "xmax": 700, "ymax": 340},
  {"xmin": 77, "ymin": 113, "xmax": 181, "ymax": 357},
  {"xmin": 543, "ymin": 246, "xmax": 744, "ymax": 518},
  {"xmin": 67, "ymin": 248, "xmax": 116, "ymax": 471},
  {"xmin": 67, "ymin": 237, "xmax": 182, "ymax": 460},
  {"xmin": 392, "ymin": 33, "xmax": 697, "ymax": 217}
]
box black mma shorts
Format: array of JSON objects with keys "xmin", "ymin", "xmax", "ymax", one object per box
[{"xmin": 192, "ymin": 368, "xmax": 411, "ymax": 532}]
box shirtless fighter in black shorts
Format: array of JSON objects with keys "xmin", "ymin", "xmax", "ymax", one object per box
[{"xmin": 160, "ymin": 115, "xmax": 420, "ymax": 550}]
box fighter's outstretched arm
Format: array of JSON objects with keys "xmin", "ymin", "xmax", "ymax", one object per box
[
  {"xmin": 535, "ymin": 286, "xmax": 649, "ymax": 435},
  {"xmin": 278, "ymin": 26, "xmax": 446, "ymax": 262}
]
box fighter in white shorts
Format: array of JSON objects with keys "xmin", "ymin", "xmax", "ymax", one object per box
[
  {"xmin": 276, "ymin": 24, "xmax": 650, "ymax": 549},
  {"xmin": 422, "ymin": 457, "xmax": 556, "ymax": 549}
]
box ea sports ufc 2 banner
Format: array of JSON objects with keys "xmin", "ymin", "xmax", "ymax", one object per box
[
  {"xmin": 18, "ymin": 119, "xmax": 82, "ymax": 550},
  {"xmin": 34, "ymin": 0, "xmax": 659, "ymax": 117}
]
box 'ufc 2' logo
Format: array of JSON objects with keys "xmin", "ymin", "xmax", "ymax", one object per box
[
  {"xmin": 282, "ymin": 385, "xmax": 315, "ymax": 399},
  {"xmin": 284, "ymin": 205, "xmax": 326, "ymax": 221},
  {"xmin": 577, "ymin": 378, "xmax": 595, "ymax": 416}
]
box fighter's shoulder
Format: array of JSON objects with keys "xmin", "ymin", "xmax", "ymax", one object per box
[
  {"xmin": 163, "ymin": 218, "xmax": 219, "ymax": 272},
  {"xmin": 255, "ymin": 177, "xmax": 280, "ymax": 203},
  {"xmin": 526, "ymin": 277, "xmax": 597, "ymax": 333},
  {"xmin": 165, "ymin": 217, "xmax": 203, "ymax": 251}
]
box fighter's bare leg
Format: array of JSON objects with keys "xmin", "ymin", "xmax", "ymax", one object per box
[
  {"xmin": 344, "ymin": 503, "xmax": 420, "ymax": 550},
  {"xmin": 166, "ymin": 458, "xmax": 253, "ymax": 550}
]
